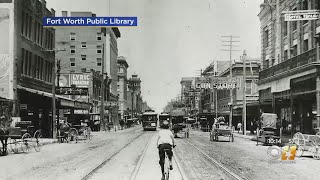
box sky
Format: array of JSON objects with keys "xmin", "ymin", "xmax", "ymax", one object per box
[{"xmin": 47, "ymin": 0, "xmax": 264, "ymax": 113}]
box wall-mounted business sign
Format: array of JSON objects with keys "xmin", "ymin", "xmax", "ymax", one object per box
[
  {"xmin": 105, "ymin": 101, "xmax": 119, "ymax": 107},
  {"xmin": 195, "ymin": 77, "xmax": 237, "ymax": 89},
  {"xmin": 284, "ymin": 11, "xmax": 320, "ymax": 21},
  {"xmin": 56, "ymin": 87, "xmax": 89, "ymax": 95}
]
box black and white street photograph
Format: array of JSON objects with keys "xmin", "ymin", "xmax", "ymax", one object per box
[{"xmin": 1, "ymin": 0, "xmax": 320, "ymax": 179}]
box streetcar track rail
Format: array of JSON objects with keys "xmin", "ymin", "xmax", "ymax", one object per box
[
  {"xmin": 81, "ymin": 132, "xmax": 145, "ymax": 180},
  {"xmin": 130, "ymin": 133, "xmax": 188, "ymax": 180},
  {"xmin": 185, "ymin": 139, "xmax": 246, "ymax": 180},
  {"xmin": 173, "ymin": 147, "xmax": 189, "ymax": 180},
  {"xmin": 129, "ymin": 133, "xmax": 153, "ymax": 180}
]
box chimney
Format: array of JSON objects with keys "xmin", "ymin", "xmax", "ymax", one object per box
[{"xmin": 62, "ymin": 11, "xmax": 68, "ymax": 17}]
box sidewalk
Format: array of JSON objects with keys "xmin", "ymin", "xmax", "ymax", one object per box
[{"xmin": 234, "ymin": 130, "xmax": 292, "ymax": 144}]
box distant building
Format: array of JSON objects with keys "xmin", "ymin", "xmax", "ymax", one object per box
[
  {"xmin": 117, "ymin": 56, "xmax": 129, "ymax": 119},
  {"xmin": 216, "ymin": 60, "xmax": 260, "ymax": 127},
  {"xmin": 180, "ymin": 77, "xmax": 196, "ymax": 114},
  {"xmin": 127, "ymin": 74, "xmax": 142, "ymax": 118}
]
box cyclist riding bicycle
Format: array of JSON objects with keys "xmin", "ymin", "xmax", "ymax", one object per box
[{"xmin": 157, "ymin": 120, "xmax": 175, "ymax": 180}]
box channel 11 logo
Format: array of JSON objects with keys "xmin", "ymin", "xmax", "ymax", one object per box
[{"xmin": 267, "ymin": 145, "xmax": 297, "ymax": 164}]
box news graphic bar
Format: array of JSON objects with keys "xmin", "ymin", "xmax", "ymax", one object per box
[{"xmin": 42, "ymin": 17, "xmax": 138, "ymax": 26}]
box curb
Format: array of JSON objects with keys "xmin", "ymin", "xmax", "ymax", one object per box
[
  {"xmin": 41, "ymin": 139, "xmax": 58, "ymax": 146},
  {"xmin": 233, "ymin": 133, "xmax": 256, "ymax": 140}
]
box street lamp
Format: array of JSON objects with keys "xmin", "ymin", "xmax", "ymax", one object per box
[{"xmin": 42, "ymin": 48, "xmax": 66, "ymax": 138}]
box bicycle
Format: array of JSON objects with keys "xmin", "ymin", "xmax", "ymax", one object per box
[{"xmin": 163, "ymin": 145, "xmax": 176, "ymax": 180}]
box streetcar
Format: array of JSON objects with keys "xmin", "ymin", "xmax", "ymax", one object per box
[
  {"xmin": 141, "ymin": 110, "xmax": 158, "ymax": 131},
  {"xmin": 159, "ymin": 112, "xmax": 171, "ymax": 128}
]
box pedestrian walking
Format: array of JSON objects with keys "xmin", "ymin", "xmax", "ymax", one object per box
[
  {"xmin": 237, "ymin": 122, "xmax": 242, "ymax": 133},
  {"xmin": 250, "ymin": 121, "xmax": 254, "ymax": 134}
]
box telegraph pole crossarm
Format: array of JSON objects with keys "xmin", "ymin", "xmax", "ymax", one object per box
[{"xmin": 221, "ymin": 35, "xmax": 240, "ymax": 128}]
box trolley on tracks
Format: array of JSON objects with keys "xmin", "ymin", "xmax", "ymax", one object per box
[
  {"xmin": 210, "ymin": 121, "xmax": 234, "ymax": 142},
  {"xmin": 170, "ymin": 110, "xmax": 187, "ymax": 138},
  {"xmin": 1, "ymin": 121, "xmax": 42, "ymax": 154},
  {"xmin": 159, "ymin": 113, "xmax": 170, "ymax": 128},
  {"xmin": 292, "ymin": 132, "xmax": 320, "ymax": 159},
  {"xmin": 141, "ymin": 110, "xmax": 158, "ymax": 131}
]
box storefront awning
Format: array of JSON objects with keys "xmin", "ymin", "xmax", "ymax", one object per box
[
  {"xmin": 258, "ymin": 69, "xmax": 317, "ymax": 92},
  {"xmin": 17, "ymin": 85, "xmax": 90, "ymax": 108}
]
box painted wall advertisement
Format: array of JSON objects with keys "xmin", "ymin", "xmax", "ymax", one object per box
[{"xmin": 0, "ymin": 4, "xmax": 14, "ymax": 100}]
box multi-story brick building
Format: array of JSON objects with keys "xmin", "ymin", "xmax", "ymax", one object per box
[
  {"xmin": 258, "ymin": 0, "xmax": 320, "ymax": 134},
  {"xmin": 0, "ymin": 0, "xmax": 57, "ymax": 137},
  {"xmin": 216, "ymin": 60, "xmax": 260, "ymax": 127},
  {"xmin": 200, "ymin": 60, "xmax": 230, "ymax": 115},
  {"xmin": 55, "ymin": 11, "xmax": 121, "ymax": 128},
  {"xmin": 117, "ymin": 56, "xmax": 129, "ymax": 119}
]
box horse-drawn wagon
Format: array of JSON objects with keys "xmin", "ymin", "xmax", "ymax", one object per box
[
  {"xmin": 210, "ymin": 121, "xmax": 234, "ymax": 142},
  {"xmin": 0, "ymin": 121, "xmax": 42, "ymax": 155},
  {"xmin": 57, "ymin": 122, "xmax": 92, "ymax": 143}
]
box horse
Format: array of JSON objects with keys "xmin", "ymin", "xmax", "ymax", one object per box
[
  {"xmin": 0, "ymin": 127, "xmax": 9, "ymax": 155},
  {"xmin": 59, "ymin": 122, "xmax": 71, "ymax": 142}
]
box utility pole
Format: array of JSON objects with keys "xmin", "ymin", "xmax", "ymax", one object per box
[
  {"xmin": 100, "ymin": 43, "xmax": 106, "ymax": 131},
  {"xmin": 221, "ymin": 35, "xmax": 240, "ymax": 128},
  {"xmin": 43, "ymin": 49, "xmax": 65, "ymax": 138},
  {"xmin": 242, "ymin": 50, "xmax": 247, "ymax": 135}
]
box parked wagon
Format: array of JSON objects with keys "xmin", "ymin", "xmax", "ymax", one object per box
[
  {"xmin": 210, "ymin": 121, "xmax": 234, "ymax": 142},
  {"xmin": 292, "ymin": 132, "xmax": 320, "ymax": 160},
  {"xmin": 57, "ymin": 122, "xmax": 79, "ymax": 143},
  {"xmin": 257, "ymin": 113, "xmax": 281, "ymax": 145},
  {"xmin": 2, "ymin": 121, "xmax": 42, "ymax": 154},
  {"xmin": 72, "ymin": 125, "xmax": 92, "ymax": 141}
]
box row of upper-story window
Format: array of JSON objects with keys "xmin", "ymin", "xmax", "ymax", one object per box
[
  {"xmin": 21, "ymin": 11, "xmax": 54, "ymax": 50},
  {"xmin": 69, "ymin": 57, "xmax": 102, "ymax": 67},
  {"xmin": 263, "ymin": 0, "xmax": 320, "ymax": 49},
  {"xmin": 69, "ymin": 32, "xmax": 103, "ymax": 41},
  {"xmin": 21, "ymin": 48, "xmax": 53, "ymax": 83},
  {"xmin": 217, "ymin": 81, "xmax": 257, "ymax": 100},
  {"xmin": 69, "ymin": 45, "xmax": 103, "ymax": 54}
]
